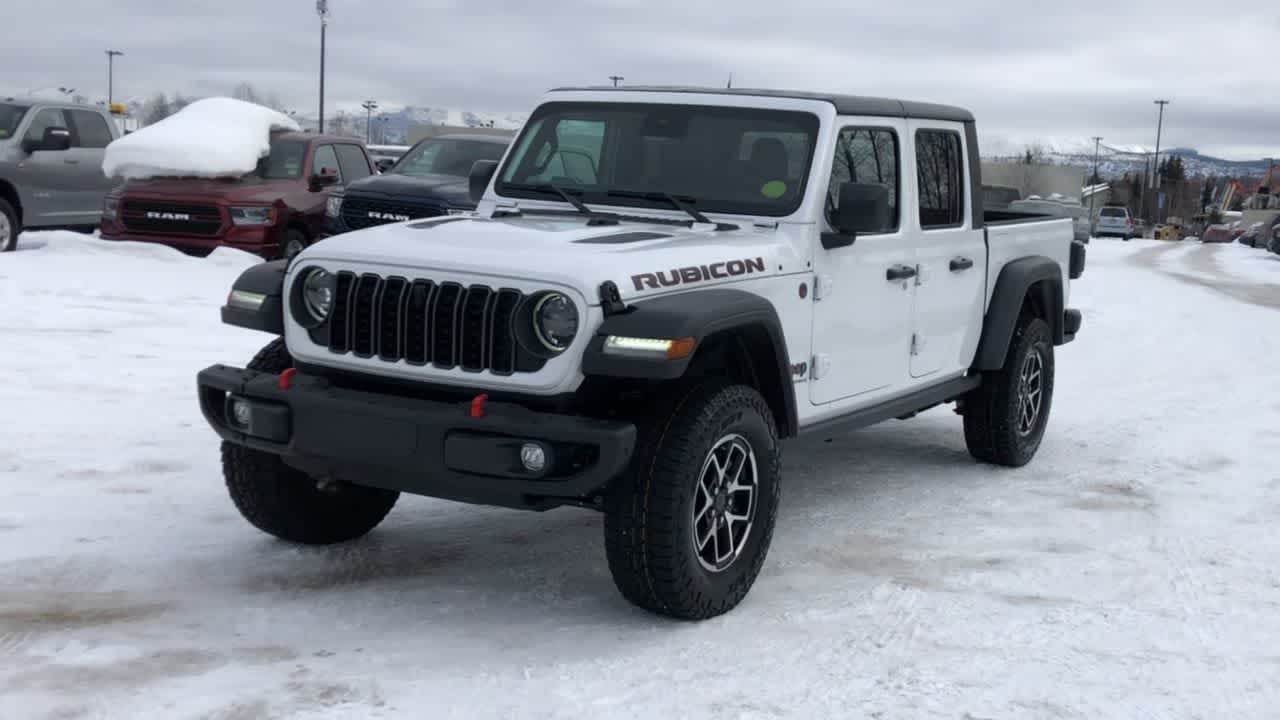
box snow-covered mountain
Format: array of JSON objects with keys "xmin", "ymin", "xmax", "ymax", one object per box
[{"xmin": 979, "ymin": 133, "xmax": 1273, "ymax": 179}]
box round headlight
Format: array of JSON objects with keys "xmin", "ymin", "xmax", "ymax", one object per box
[
  {"xmin": 302, "ymin": 268, "xmax": 334, "ymax": 322},
  {"xmin": 532, "ymin": 292, "xmax": 578, "ymax": 352}
]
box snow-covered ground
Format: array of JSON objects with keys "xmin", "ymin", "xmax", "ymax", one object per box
[{"xmin": 2, "ymin": 232, "xmax": 1279, "ymax": 719}]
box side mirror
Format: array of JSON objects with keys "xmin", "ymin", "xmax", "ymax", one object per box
[
  {"xmin": 469, "ymin": 159, "xmax": 499, "ymax": 204},
  {"xmin": 22, "ymin": 126, "xmax": 72, "ymax": 153},
  {"xmin": 309, "ymin": 168, "xmax": 340, "ymax": 191},
  {"xmin": 375, "ymin": 158, "xmax": 396, "ymax": 173},
  {"xmin": 822, "ymin": 182, "xmax": 892, "ymax": 249}
]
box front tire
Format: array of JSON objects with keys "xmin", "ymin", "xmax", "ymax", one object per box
[
  {"xmin": 222, "ymin": 339, "xmax": 399, "ymax": 544},
  {"xmin": 280, "ymin": 228, "xmax": 308, "ymax": 260},
  {"xmin": 963, "ymin": 314, "xmax": 1055, "ymax": 467},
  {"xmin": 0, "ymin": 198, "xmax": 18, "ymax": 252},
  {"xmin": 603, "ymin": 382, "xmax": 781, "ymax": 620}
]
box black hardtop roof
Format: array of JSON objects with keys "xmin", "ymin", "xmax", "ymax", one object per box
[{"xmin": 549, "ymin": 86, "xmax": 974, "ymax": 123}]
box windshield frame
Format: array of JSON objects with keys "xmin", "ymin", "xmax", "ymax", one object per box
[
  {"xmin": 494, "ymin": 101, "xmax": 822, "ymax": 219},
  {"xmin": 0, "ymin": 103, "xmax": 31, "ymax": 140},
  {"xmin": 389, "ymin": 137, "xmax": 508, "ymax": 178}
]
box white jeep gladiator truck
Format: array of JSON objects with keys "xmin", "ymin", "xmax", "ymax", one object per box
[{"xmin": 198, "ymin": 87, "xmax": 1086, "ymax": 619}]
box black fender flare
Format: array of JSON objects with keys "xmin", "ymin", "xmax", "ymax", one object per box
[
  {"xmin": 581, "ymin": 289, "xmax": 798, "ymax": 437},
  {"xmin": 220, "ymin": 259, "xmax": 288, "ymax": 335},
  {"xmin": 973, "ymin": 256, "xmax": 1064, "ymax": 370}
]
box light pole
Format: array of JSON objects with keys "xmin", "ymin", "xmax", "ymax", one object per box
[
  {"xmin": 608, "ymin": 75, "xmax": 624, "ymax": 87},
  {"xmin": 1089, "ymin": 136, "xmax": 1102, "ymax": 236},
  {"xmin": 361, "ymin": 100, "xmax": 378, "ymax": 143},
  {"xmin": 1152, "ymin": 99, "xmax": 1170, "ymax": 225},
  {"xmin": 105, "ymin": 50, "xmax": 123, "ymax": 106},
  {"xmin": 316, "ymin": 0, "xmax": 330, "ymax": 133}
]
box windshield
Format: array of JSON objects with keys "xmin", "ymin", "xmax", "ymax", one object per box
[
  {"xmin": 496, "ymin": 102, "xmax": 820, "ymax": 217},
  {"xmin": 392, "ymin": 138, "xmax": 507, "ymax": 177},
  {"xmin": 0, "ymin": 103, "xmax": 29, "ymax": 140},
  {"xmin": 251, "ymin": 139, "xmax": 307, "ymax": 179}
]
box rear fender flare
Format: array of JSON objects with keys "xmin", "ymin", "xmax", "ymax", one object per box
[{"xmin": 973, "ymin": 256, "xmax": 1063, "ymax": 370}]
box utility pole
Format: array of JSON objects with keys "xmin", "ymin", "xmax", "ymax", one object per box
[
  {"xmin": 105, "ymin": 50, "xmax": 124, "ymax": 106},
  {"xmin": 316, "ymin": 0, "xmax": 330, "ymax": 133},
  {"xmin": 727, "ymin": 72, "xmax": 733, "ymax": 89},
  {"xmin": 1089, "ymin": 136, "xmax": 1102, "ymax": 236},
  {"xmin": 608, "ymin": 75, "xmax": 624, "ymax": 87},
  {"xmin": 1151, "ymin": 99, "xmax": 1170, "ymax": 225},
  {"xmin": 361, "ymin": 100, "xmax": 378, "ymax": 143}
]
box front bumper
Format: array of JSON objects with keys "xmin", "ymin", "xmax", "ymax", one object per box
[
  {"xmin": 197, "ymin": 364, "xmax": 636, "ymax": 510},
  {"xmin": 100, "ymin": 220, "xmax": 279, "ymax": 258}
]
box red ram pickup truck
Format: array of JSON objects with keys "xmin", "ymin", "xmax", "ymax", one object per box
[{"xmin": 99, "ymin": 132, "xmax": 373, "ymax": 259}]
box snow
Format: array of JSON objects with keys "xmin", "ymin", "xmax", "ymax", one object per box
[
  {"xmin": 3, "ymin": 232, "xmax": 1280, "ymax": 719},
  {"xmin": 102, "ymin": 97, "xmax": 301, "ymax": 180}
]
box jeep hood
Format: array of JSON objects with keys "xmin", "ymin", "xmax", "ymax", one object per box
[{"xmin": 299, "ymin": 215, "xmax": 801, "ymax": 304}]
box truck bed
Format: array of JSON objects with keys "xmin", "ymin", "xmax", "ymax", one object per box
[{"xmin": 982, "ymin": 214, "xmax": 1074, "ymax": 308}]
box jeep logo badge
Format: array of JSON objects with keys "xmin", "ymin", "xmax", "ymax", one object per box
[
  {"xmin": 146, "ymin": 211, "xmax": 192, "ymax": 221},
  {"xmin": 368, "ymin": 211, "xmax": 411, "ymax": 222}
]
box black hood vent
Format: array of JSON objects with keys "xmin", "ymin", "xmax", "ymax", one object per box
[{"xmin": 574, "ymin": 231, "xmax": 672, "ymax": 245}]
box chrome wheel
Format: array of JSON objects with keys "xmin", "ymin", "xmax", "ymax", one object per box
[
  {"xmin": 1017, "ymin": 348, "xmax": 1044, "ymax": 436},
  {"xmin": 0, "ymin": 212, "xmax": 13, "ymax": 251},
  {"xmin": 692, "ymin": 434, "xmax": 758, "ymax": 573}
]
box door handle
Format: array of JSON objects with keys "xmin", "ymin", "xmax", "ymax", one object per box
[
  {"xmin": 949, "ymin": 257, "xmax": 974, "ymax": 271},
  {"xmin": 63, "ymin": 159, "xmax": 81, "ymax": 165},
  {"xmin": 886, "ymin": 264, "xmax": 917, "ymax": 281}
]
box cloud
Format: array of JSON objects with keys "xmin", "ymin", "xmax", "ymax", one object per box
[{"xmin": 3, "ymin": 0, "xmax": 1277, "ymax": 159}]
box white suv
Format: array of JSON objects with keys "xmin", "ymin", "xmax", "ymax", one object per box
[{"xmin": 1095, "ymin": 206, "xmax": 1135, "ymax": 239}]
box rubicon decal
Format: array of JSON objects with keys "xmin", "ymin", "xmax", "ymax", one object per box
[{"xmin": 631, "ymin": 257, "xmax": 766, "ymax": 291}]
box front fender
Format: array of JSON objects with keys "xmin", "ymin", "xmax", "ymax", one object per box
[{"xmin": 220, "ymin": 259, "xmax": 288, "ymax": 335}]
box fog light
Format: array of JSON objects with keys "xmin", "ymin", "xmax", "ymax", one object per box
[
  {"xmin": 520, "ymin": 443, "xmax": 547, "ymax": 473},
  {"xmin": 229, "ymin": 397, "xmax": 252, "ymax": 429}
]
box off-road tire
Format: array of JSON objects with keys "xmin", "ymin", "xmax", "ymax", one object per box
[
  {"xmin": 603, "ymin": 381, "xmax": 781, "ymax": 620},
  {"xmin": 0, "ymin": 197, "xmax": 18, "ymax": 252},
  {"xmin": 221, "ymin": 338, "xmax": 399, "ymax": 544},
  {"xmin": 963, "ymin": 314, "xmax": 1055, "ymax": 467}
]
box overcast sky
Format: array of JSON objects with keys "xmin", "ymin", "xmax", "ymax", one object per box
[{"xmin": 4, "ymin": 0, "xmax": 1278, "ymax": 159}]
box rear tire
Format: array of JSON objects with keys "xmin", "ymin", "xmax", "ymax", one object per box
[
  {"xmin": 603, "ymin": 381, "xmax": 781, "ymax": 620},
  {"xmin": 221, "ymin": 339, "xmax": 399, "ymax": 544},
  {"xmin": 963, "ymin": 314, "xmax": 1055, "ymax": 467},
  {"xmin": 0, "ymin": 198, "xmax": 17, "ymax": 252}
]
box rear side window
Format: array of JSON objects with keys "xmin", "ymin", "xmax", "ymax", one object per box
[
  {"xmin": 1100, "ymin": 207, "xmax": 1126, "ymax": 218},
  {"xmin": 915, "ymin": 130, "xmax": 964, "ymax": 229},
  {"xmin": 23, "ymin": 108, "xmax": 69, "ymax": 142},
  {"xmin": 69, "ymin": 110, "xmax": 113, "ymax": 148},
  {"xmin": 312, "ymin": 145, "xmax": 341, "ymax": 182},
  {"xmin": 827, "ymin": 127, "xmax": 899, "ymax": 233},
  {"xmin": 334, "ymin": 144, "xmax": 372, "ymax": 182}
]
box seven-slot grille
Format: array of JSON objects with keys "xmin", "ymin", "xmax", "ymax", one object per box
[
  {"xmin": 327, "ymin": 272, "xmax": 525, "ymax": 375},
  {"xmin": 120, "ymin": 200, "xmax": 223, "ymax": 235},
  {"xmin": 339, "ymin": 196, "xmax": 444, "ymax": 230}
]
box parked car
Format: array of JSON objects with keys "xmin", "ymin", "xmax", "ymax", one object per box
[
  {"xmin": 324, "ymin": 133, "xmax": 510, "ymax": 235},
  {"xmin": 1267, "ymin": 224, "xmax": 1280, "ymax": 255},
  {"xmin": 1199, "ymin": 224, "xmax": 1234, "ymax": 243},
  {"xmin": 199, "ymin": 85, "xmax": 1084, "ymax": 620},
  {"xmin": 0, "ymin": 98, "xmax": 123, "ymax": 251},
  {"xmin": 1095, "ymin": 206, "xmax": 1135, "ymax": 239},
  {"xmin": 99, "ymin": 132, "xmax": 372, "ymax": 259},
  {"xmin": 1239, "ymin": 222, "xmax": 1266, "ymax": 248},
  {"xmin": 366, "ymin": 144, "xmax": 411, "ymax": 173}
]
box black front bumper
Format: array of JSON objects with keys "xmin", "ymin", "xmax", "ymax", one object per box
[{"xmin": 197, "ymin": 365, "xmax": 636, "ymax": 510}]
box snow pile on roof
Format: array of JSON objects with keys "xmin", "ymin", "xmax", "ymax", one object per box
[{"xmin": 102, "ymin": 97, "xmax": 301, "ymax": 179}]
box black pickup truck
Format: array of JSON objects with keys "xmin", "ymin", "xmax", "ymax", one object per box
[{"xmin": 323, "ymin": 133, "xmax": 510, "ymax": 234}]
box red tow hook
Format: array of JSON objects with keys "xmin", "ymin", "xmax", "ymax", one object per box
[
  {"xmin": 278, "ymin": 367, "xmax": 297, "ymax": 390},
  {"xmin": 470, "ymin": 393, "xmax": 489, "ymax": 418}
]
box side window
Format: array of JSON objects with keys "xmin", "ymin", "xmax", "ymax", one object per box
[
  {"xmin": 827, "ymin": 127, "xmax": 899, "ymax": 232},
  {"xmin": 334, "ymin": 144, "xmax": 372, "ymax": 182},
  {"xmin": 915, "ymin": 130, "xmax": 964, "ymax": 229},
  {"xmin": 69, "ymin": 110, "xmax": 113, "ymax": 148},
  {"xmin": 312, "ymin": 145, "xmax": 341, "ymax": 182},
  {"xmin": 24, "ymin": 108, "xmax": 69, "ymax": 142}
]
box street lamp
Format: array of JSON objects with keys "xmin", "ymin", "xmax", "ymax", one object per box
[
  {"xmin": 608, "ymin": 75, "xmax": 624, "ymax": 87},
  {"xmin": 1089, "ymin": 136, "xmax": 1102, "ymax": 236},
  {"xmin": 361, "ymin": 100, "xmax": 378, "ymax": 143},
  {"xmin": 316, "ymin": 0, "xmax": 330, "ymax": 133},
  {"xmin": 105, "ymin": 50, "xmax": 124, "ymax": 106}
]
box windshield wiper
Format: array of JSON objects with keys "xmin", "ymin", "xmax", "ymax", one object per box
[
  {"xmin": 501, "ymin": 183, "xmax": 619, "ymax": 225},
  {"xmin": 603, "ymin": 190, "xmax": 737, "ymax": 230}
]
